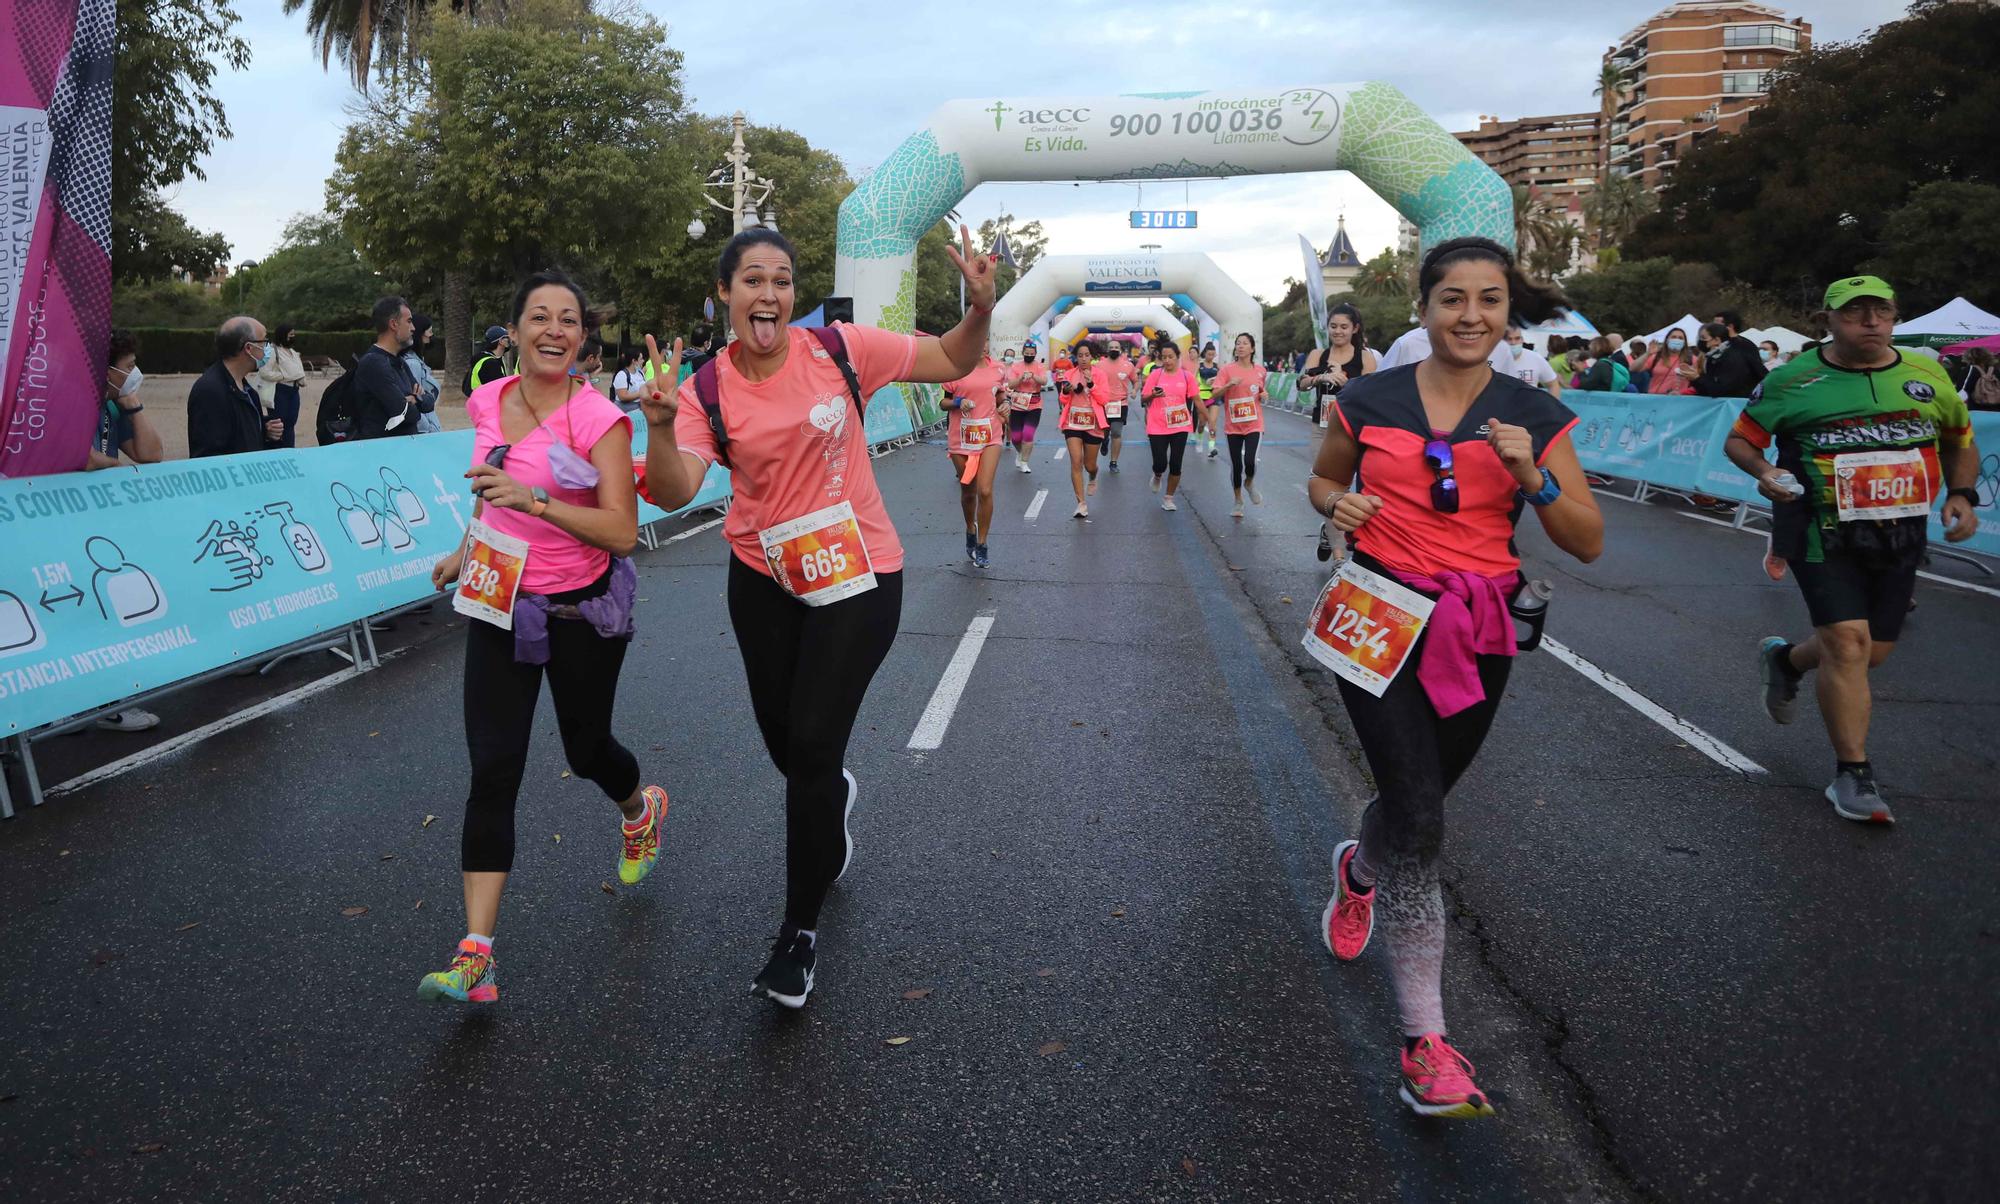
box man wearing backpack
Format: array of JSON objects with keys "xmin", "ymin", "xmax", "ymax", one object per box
[
  {"xmin": 463, "ymin": 325, "xmax": 511, "ymax": 397},
  {"xmin": 1963, "ymin": 348, "xmax": 2000, "ymax": 410}
]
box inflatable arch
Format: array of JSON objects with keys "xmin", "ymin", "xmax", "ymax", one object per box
[
  {"xmin": 1049, "ymin": 303, "xmax": 1191, "ymax": 354},
  {"xmin": 1028, "ymin": 293, "xmax": 1222, "ymax": 353},
  {"xmin": 834, "ymin": 84, "xmax": 1512, "ymax": 343},
  {"xmin": 995, "ymin": 252, "xmax": 1257, "ymax": 360}
]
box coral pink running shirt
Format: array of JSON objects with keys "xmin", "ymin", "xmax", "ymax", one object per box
[
  {"xmin": 1144, "ymin": 366, "xmax": 1198, "ymax": 435},
  {"xmin": 1007, "ymin": 362, "xmax": 1049, "ymax": 411},
  {"xmin": 1213, "ymin": 362, "xmax": 1269, "ymax": 434},
  {"xmin": 1058, "ymin": 363, "xmax": 1109, "ymax": 432},
  {"xmin": 673, "ymin": 324, "xmax": 918, "ymax": 578},
  {"xmin": 945, "ymin": 356, "xmax": 1008, "ymax": 455}
]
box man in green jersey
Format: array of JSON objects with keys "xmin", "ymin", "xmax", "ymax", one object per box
[{"xmin": 1726, "ymin": 275, "xmax": 1981, "ymax": 824}]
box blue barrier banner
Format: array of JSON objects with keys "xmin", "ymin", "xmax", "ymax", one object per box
[
  {"xmin": 1565, "ymin": 391, "xmax": 2000, "ymax": 559},
  {"xmin": 862, "ymin": 385, "xmax": 918, "ymax": 446},
  {"xmin": 629, "ymin": 418, "xmax": 732, "ymax": 522},
  {"xmin": 0, "ymin": 436, "xmax": 478, "ymax": 733}
]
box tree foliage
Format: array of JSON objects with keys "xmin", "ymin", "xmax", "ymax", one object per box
[
  {"xmin": 112, "ymin": 0, "xmax": 249, "ymax": 279},
  {"xmin": 231, "ymin": 213, "xmax": 396, "ymax": 329},
  {"xmin": 914, "ymin": 212, "xmax": 1049, "ymax": 337},
  {"xmin": 1628, "ymin": 2, "xmax": 2000, "ymax": 301},
  {"xmin": 1560, "ymin": 256, "xmax": 1803, "ymax": 336},
  {"xmin": 1863, "ymin": 181, "xmax": 2000, "ymax": 314},
  {"xmin": 283, "ymin": 0, "xmax": 498, "ymax": 90}
]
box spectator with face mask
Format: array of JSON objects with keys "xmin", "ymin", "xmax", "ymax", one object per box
[
  {"xmin": 254, "ymin": 325, "xmax": 309, "ymax": 447},
  {"xmin": 1692, "ymin": 321, "xmax": 1769, "ymax": 397},
  {"xmin": 89, "ymin": 330, "xmax": 164, "ymax": 470},
  {"xmin": 1758, "ymin": 340, "xmax": 1789, "ymax": 369},
  {"xmin": 406, "ymin": 313, "xmax": 444, "ymax": 434},
  {"xmin": 1643, "ymin": 328, "xmax": 1699, "ymax": 395},
  {"xmin": 189, "ymin": 315, "xmax": 285, "ymax": 458}
]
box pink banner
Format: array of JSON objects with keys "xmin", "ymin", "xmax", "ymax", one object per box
[{"xmin": 0, "ymin": 0, "xmax": 112, "ymax": 477}]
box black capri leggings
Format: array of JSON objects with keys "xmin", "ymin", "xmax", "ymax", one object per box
[
  {"xmin": 1227, "ymin": 432, "xmax": 1261, "ymax": 489},
  {"xmin": 1148, "ymin": 431, "xmax": 1189, "ymax": 478},
  {"xmin": 461, "ymin": 614, "xmax": 640, "ymax": 873},
  {"xmin": 727, "ymin": 557, "xmax": 903, "ymax": 932}
]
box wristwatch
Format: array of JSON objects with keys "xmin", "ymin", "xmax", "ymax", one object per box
[
  {"xmin": 1519, "ymin": 467, "xmax": 1563, "ymax": 506},
  {"xmin": 1947, "ymin": 486, "xmax": 1979, "ymax": 507},
  {"xmin": 530, "ymin": 486, "xmax": 551, "ymax": 516}
]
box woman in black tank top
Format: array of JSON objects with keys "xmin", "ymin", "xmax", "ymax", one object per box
[{"xmin": 1301, "ymin": 303, "xmax": 1378, "ymax": 427}]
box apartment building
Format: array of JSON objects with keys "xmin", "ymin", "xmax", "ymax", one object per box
[
  {"xmin": 1453, "ymin": 112, "xmax": 1602, "ymax": 219},
  {"xmin": 1603, "ymin": 2, "xmax": 1812, "ymax": 190}
]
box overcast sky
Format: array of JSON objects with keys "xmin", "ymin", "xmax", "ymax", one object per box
[{"xmin": 170, "ymin": 0, "xmax": 1906, "ymax": 303}]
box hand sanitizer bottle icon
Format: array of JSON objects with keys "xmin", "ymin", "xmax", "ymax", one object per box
[{"xmin": 265, "ymin": 502, "xmax": 329, "ymax": 574}]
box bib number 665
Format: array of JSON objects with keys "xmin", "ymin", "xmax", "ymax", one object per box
[{"xmin": 800, "ymin": 544, "xmax": 849, "ymax": 584}]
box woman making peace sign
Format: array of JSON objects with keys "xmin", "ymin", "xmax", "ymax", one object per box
[{"xmin": 641, "ymin": 225, "xmax": 998, "ymax": 1009}]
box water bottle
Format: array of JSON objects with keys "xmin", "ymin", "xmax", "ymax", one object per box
[
  {"xmin": 1510, "ymin": 579, "xmax": 1553, "ymax": 652},
  {"xmin": 1771, "ymin": 471, "xmax": 1805, "ymax": 498}
]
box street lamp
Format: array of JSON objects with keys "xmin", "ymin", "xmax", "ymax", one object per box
[{"xmin": 687, "ymin": 110, "xmax": 776, "ymax": 241}]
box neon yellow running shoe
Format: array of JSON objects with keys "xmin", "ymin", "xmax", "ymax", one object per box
[
  {"xmin": 418, "ymin": 939, "xmax": 498, "ymax": 1004},
  {"xmin": 618, "ymin": 785, "xmax": 668, "ymax": 886}
]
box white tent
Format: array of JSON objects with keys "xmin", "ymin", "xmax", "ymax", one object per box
[
  {"xmin": 1519, "ymin": 309, "xmax": 1598, "ymax": 346},
  {"xmin": 1740, "ymin": 326, "xmax": 1811, "ymax": 354},
  {"xmin": 1894, "ymin": 297, "xmax": 2000, "ymax": 344},
  {"xmin": 1643, "ymin": 314, "xmax": 1703, "ymax": 345}
]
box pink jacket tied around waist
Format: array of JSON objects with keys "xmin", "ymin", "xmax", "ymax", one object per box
[{"xmin": 1385, "ymin": 566, "xmax": 1520, "ymax": 717}]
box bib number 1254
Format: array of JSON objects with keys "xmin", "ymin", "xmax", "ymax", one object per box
[{"xmin": 1301, "ymin": 560, "xmax": 1435, "ymax": 697}]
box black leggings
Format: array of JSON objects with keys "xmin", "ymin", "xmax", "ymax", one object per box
[
  {"xmin": 1227, "ymin": 432, "xmax": 1261, "ymax": 489},
  {"xmin": 1148, "ymin": 432, "xmax": 1188, "ymax": 478},
  {"xmin": 1337, "ymin": 637, "xmax": 1512, "ymax": 868},
  {"xmin": 461, "ymin": 616, "xmax": 640, "ymax": 873},
  {"xmin": 727, "ymin": 557, "xmax": 903, "ymax": 931}
]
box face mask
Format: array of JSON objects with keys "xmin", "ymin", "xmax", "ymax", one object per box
[
  {"xmin": 254, "ymin": 342, "xmax": 274, "ymax": 370},
  {"xmin": 1667, "ymin": 339, "xmax": 1685, "ymax": 352},
  {"xmin": 544, "ymin": 440, "xmax": 600, "ymax": 490},
  {"xmin": 1760, "ymin": 349, "xmax": 1774, "ymax": 361},
  {"xmin": 116, "ymin": 365, "xmax": 144, "ymax": 397}
]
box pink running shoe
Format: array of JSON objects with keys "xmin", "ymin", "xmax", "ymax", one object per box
[
  {"xmin": 1399, "ymin": 1033, "xmax": 1495, "ymax": 1118},
  {"xmin": 1320, "ymin": 839, "xmax": 1375, "ymax": 961}
]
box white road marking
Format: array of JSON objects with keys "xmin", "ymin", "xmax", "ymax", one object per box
[
  {"xmin": 46, "ymin": 653, "xmax": 406, "ymax": 799},
  {"xmin": 1053, "ymin": 447, "xmax": 1067, "ymax": 461},
  {"xmin": 662, "ymin": 516, "xmax": 724, "ymax": 545},
  {"xmin": 1024, "ymin": 490, "xmax": 1048, "ymax": 521},
  {"xmin": 907, "ymin": 612, "xmax": 997, "ymax": 750},
  {"xmin": 1541, "ymin": 637, "xmax": 1767, "ymax": 775},
  {"xmin": 1669, "ymin": 510, "xmax": 2000, "ymax": 599}
]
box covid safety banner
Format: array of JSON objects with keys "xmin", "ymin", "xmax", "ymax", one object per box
[{"xmin": 0, "ymin": 0, "xmax": 113, "ymax": 478}]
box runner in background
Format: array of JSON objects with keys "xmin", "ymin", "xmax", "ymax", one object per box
[
  {"xmin": 1198, "ymin": 343, "xmax": 1222, "ymax": 459},
  {"xmin": 1058, "ymin": 338, "xmax": 1110, "ymax": 518},
  {"xmin": 1498, "ymin": 326, "xmax": 1562, "ymax": 398},
  {"xmin": 1103, "ymin": 343, "xmax": 1134, "ymax": 473},
  {"xmin": 1142, "ymin": 340, "xmax": 1199, "ymax": 510},
  {"xmin": 641, "ymin": 225, "xmax": 997, "ymax": 1008},
  {"xmin": 1301, "ymin": 304, "xmax": 1378, "ymax": 429},
  {"xmin": 944, "ymin": 348, "xmax": 1010, "ymax": 567},
  {"xmin": 1007, "ymin": 343, "xmax": 1049, "ymax": 473},
  {"xmin": 1214, "ymin": 333, "xmax": 1268, "ymax": 518},
  {"xmin": 1730, "ymin": 275, "xmax": 1981, "ymax": 825},
  {"xmin": 421, "ymin": 269, "xmax": 664, "ymax": 1007},
  {"xmin": 1307, "ymin": 236, "xmax": 1601, "ymax": 1117}
]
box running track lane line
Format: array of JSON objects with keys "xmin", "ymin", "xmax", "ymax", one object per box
[
  {"xmin": 907, "ymin": 612, "xmax": 997, "ymax": 750},
  {"xmin": 47, "ymin": 516, "xmax": 730, "ymax": 799},
  {"xmin": 1540, "ymin": 637, "xmax": 1768, "ymax": 775},
  {"xmin": 1023, "ymin": 489, "xmax": 1048, "ymax": 521}
]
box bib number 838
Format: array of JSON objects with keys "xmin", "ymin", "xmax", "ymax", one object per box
[
  {"xmin": 464, "ymin": 560, "xmax": 504, "ymax": 597},
  {"xmin": 800, "ymin": 543, "xmax": 850, "ymax": 583},
  {"xmin": 1324, "ymin": 603, "xmax": 1394, "ymax": 659}
]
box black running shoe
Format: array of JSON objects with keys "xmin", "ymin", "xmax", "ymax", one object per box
[
  {"xmin": 752, "ymin": 929, "xmax": 817, "ymax": 1008},
  {"xmin": 964, "ymin": 531, "xmax": 978, "ymax": 565}
]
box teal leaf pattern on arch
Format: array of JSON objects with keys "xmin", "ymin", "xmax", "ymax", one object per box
[
  {"xmin": 1338, "ymin": 82, "xmax": 1514, "ymax": 251},
  {"xmin": 838, "ymin": 129, "xmax": 966, "ymax": 260}
]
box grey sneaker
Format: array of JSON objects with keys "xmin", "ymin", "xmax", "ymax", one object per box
[
  {"xmin": 1759, "ymin": 637, "xmax": 1800, "ymax": 724},
  {"xmin": 1826, "ymin": 768, "xmax": 1893, "ymax": 825}
]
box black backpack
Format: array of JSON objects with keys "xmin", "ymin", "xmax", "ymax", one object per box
[
  {"xmin": 691, "ymin": 327, "xmax": 865, "ymax": 468},
  {"xmin": 315, "ymin": 356, "xmax": 361, "ymax": 445}
]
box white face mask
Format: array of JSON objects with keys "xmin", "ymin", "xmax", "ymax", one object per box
[{"xmin": 116, "ymin": 365, "xmax": 144, "ymax": 397}]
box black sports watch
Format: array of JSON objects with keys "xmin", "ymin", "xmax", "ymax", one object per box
[{"xmin": 1947, "ymin": 486, "xmax": 1979, "ymax": 507}]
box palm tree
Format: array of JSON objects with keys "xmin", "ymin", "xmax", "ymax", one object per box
[
  {"xmin": 1582, "ymin": 172, "xmax": 1656, "ymax": 251},
  {"xmin": 1594, "ymin": 62, "xmax": 1633, "ymax": 111},
  {"xmin": 1511, "ymin": 184, "xmax": 1570, "ymax": 266}
]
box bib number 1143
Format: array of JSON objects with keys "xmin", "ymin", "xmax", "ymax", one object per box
[{"xmin": 1301, "ymin": 560, "xmax": 1434, "ymax": 697}]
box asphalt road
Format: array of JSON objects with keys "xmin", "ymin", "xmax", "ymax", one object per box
[{"xmin": 2, "ymin": 407, "xmax": 1994, "ymax": 1203}]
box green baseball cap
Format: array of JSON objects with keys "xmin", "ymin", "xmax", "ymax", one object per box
[{"xmin": 1823, "ymin": 275, "xmax": 1895, "ymax": 310}]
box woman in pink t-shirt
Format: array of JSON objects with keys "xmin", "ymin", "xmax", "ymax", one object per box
[
  {"xmin": 638, "ymin": 226, "xmax": 998, "ymax": 1009},
  {"xmin": 1005, "ymin": 345, "xmax": 1049, "ymax": 473},
  {"xmin": 944, "ymin": 351, "xmax": 1010, "ymax": 566},
  {"xmin": 419, "ymin": 270, "xmax": 667, "ymax": 1007},
  {"xmin": 1057, "ymin": 338, "xmax": 1110, "ymax": 518},
  {"xmin": 1141, "ymin": 340, "xmax": 1200, "ymax": 510},
  {"xmin": 1214, "ymin": 333, "xmax": 1270, "ymax": 517}
]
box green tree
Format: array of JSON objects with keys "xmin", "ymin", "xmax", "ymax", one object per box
[
  {"xmin": 1352, "ymin": 248, "xmax": 1415, "ymax": 302},
  {"xmin": 1628, "ymin": 2, "xmax": 2000, "ymax": 297},
  {"xmin": 111, "ymin": 278, "xmax": 230, "ymax": 328},
  {"xmin": 328, "ymin": 2, "xmax": 693, "ymax": 389},
  {"xmin": 1581, "ymin": 172, "xmax": 1655, "ymax": 252},
  {"xmin": 284, "ymin": 0, "xmax": 498, "ymax": 88},
  {"xmin": 113, "ymin": 0, "xmax": 248, "ymax": 280},
  {"xmin": 234, "ymin": 213, "xmax": 394, "ymax": 329},
  {"xmin": 1559, "ymin": 257, "xmax": 1673, "ymax": 335},
  {"xmin": 1864, "ymin": 181, "xmax": 2000, "ymax": 314},
  {"xmin": 1328, "ymin": 290, "xmax": 1416, "ymax": 354}
]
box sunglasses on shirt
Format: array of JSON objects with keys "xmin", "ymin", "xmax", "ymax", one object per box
[{"xmin": 1425, "ymin": 438, "xmax": 1459, "ymax": 514}]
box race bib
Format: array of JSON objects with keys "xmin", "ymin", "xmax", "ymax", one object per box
[
  {"xmin": 1066, "ymin": 404, "xmax": 1098, "ymax": 428},
  {"xmin": 1301, "ymin": 560, "xmax": 1435, "ymax": 697},
  {"xmin": 1834, "ymin": 449, "xmax": 1930, "ymax": 521},
  {"xmin": 1164, "ymin": 402, "xmax": 1191, "ymax": 429},
  {"xmin": 1105, "ymin": 400, "xmax": 1125, "ymax": 419},
  {"xmin": 1229, "ymin": 397, "xmax": 1258, "ymax": 424},
  {"xmin": 452, "ymin": 518, "xmax": 530, "ymax": 630},
  {"xmin": 960, "ymin": 417, "xmax": 993, "ymax": 449},
  {"xmin": 759, "ymin": 500, "xmax": 877, "ymax": 607}
]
